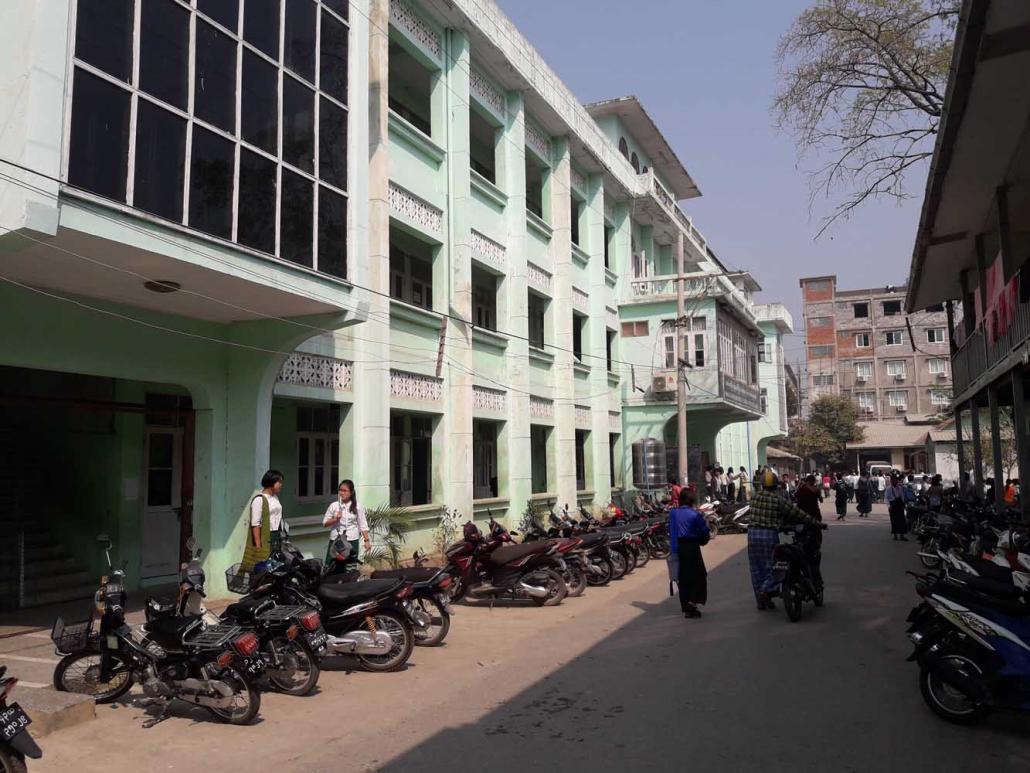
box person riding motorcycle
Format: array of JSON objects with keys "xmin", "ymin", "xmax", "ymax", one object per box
[{"xmin": 747, "ymin": 469, "xmax": 821, "ymax": 610}]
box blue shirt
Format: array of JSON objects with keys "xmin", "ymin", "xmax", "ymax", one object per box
[{"xmin": 668, "ymin": 506, "xmax": 710, "ymax": 553}]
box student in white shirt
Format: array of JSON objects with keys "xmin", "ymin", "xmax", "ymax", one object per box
[
  {"xmin": 322, "ymin": 479, "xmax": 371, "ymax": 564},
  {"xmin": 250, "ymin": 469, "xmax": 285, "ymax": 552}
]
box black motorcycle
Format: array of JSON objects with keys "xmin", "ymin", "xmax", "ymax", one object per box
[
  {"xmin": 771, "ymin": 524, "xmax": 828, "ymax": 622},
  {"xmin": 1, "ymin": 665, "xmax": 42, "ymax": 773},
  {"xmin": 52, "ymin": 535, "xmax": 262, "ymax": 725}
]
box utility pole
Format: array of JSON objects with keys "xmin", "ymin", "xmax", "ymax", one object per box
[{"xmin": 676, "ymin": 230, "xmax": 688, "ymax": 487}]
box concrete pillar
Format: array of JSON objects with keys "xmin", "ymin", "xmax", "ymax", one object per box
[
  {"xmin": 988, "ymin": 384, "xmax": 1005, "ymax": 511},
  {"xmin": 443, "ymin": 28, "xmax": 474, "ymax": 517},
  {"xmin": 586, "ymin": 172, "xmax": 611, "ymax": 507},
  {"xmin": 969, "ymin": 398, "xmax": 984, "ymax": 494},
  {"xmin": 1012, "ymin": 366, "xmax": 1030, "ymax": 523}
]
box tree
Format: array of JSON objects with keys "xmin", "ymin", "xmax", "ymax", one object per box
[
  {"xmin": 944, "ymin": 408, "xmax": 1020, "ymax": 481},
  {"xmin": 774, "ymin": 0, "xmax": 959, "ymax": 234},
  {"xmin": 788, "ymin": 395, "xmax": 865, "ymax": 464}
]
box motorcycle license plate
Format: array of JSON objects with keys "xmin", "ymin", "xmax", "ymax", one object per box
[
  {"xmin": 772, "ymin": 561, "xmax": 790, "ymax": 571},
  {"xmin": 0, "ymin": 703, "xmax": 31, "ymax": 742},
  {"xmin": 437, "ymin": 595, "xmax": 454, "ymax": 615},
  {"xmin": 306, "ymin": 631, "xmax": 328, "ymax": 652},
  {"xmin": 105, "ymin": 635, "xmax": 120, "ymax": 650}
]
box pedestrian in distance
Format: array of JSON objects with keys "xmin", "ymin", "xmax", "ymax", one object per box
[
  {"xmin": 855, "ymin": 471, "xmax": 873, "ymax": 518},
  {"xmin": 747, "ymin": 469, "xmax": 820, "ymax": 610},
  {"xmin": 322, "ymin": 479, "xmax": 371, "ymax": 565},
  {"xmin": 737, "ymin": 467, "xmax": 749, "ymax": 503},
  {"xmin": 833, "ymin": 472, "xmax": 849, "ymax": 521},
  {"xmin": 796, "ymin": 474, "xmax": 823, "ymax": 521},
  {"xmin": 885, "ymin": 473, "xmax": 909, "ymax": 541},
  {"xmin": 240, "ymin": 469, "xmax": 286, "ymax": 573},
  {"xmin": 876, "ymin": 472, "xmax": 887, "ymax": 503},
  {"xmin": 1004, "ymin": 478, "xmax": 1019, "ymax": 507},
  {"xmin": 927, "ymin": 475, "xmax": 945, "ymax": 510},
  {"xmin": 726, "ymin": 466, "xmax": 736, "ymax": 502},
  {"xmin": 667, "ymin": 489, "xmax": 710, "ymax": 619}
]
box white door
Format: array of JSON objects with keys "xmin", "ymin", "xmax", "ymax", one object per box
[{"xmin": 140, "ymin": 427, "xmax": 182, "ymax": 579}]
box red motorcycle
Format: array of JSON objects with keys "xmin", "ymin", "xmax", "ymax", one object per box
[{"xmin": 445, "ymin": 520, "xmax": 568, "ymax": 606}]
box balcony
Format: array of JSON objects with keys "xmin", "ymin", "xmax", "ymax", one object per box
[
  {"xmin": 647, "ymin": 367, "xmax": 762, "ymax": 419},
  {"xmin": 636, "ymin": 170, "xmax": 710, "ymax": 259},
  {"xmin": 753, "ymin": 302, "xmax": 795, "ymax": 334}
]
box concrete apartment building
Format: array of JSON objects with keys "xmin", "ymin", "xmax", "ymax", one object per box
[
  {"xmin": 0, "ymin": 0, "xmax": 792, "ymax": 608},
  {"xmin": 800, "ymin": 276, "xmax": 953, "ymax": 420}
]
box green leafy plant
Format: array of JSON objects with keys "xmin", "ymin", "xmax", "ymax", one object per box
[
  {"xmin": 431, "ymin": 506, "xmax": 461, "ymax": 557},
  {"xmin": 363, "ymin": 503, "xmax": 416, "ymax": 568}
]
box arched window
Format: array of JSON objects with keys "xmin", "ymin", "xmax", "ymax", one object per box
[
  {"xmin": 618, "ymin": 137, "xmax": 629, "ymax": 159},
  {"xmin": 630, "ymin": 152, "xmax": 640, "ymax": 173},
  {"xmin": 641, "ymin": 165, "xmax": 649, "ymax": 174}
]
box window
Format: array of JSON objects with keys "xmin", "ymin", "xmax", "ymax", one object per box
[
  {"xmin": 885, "ymin": 330, "xmax": 904, "ymax": 346},
  {"xmin": 928, "ymin": 357, "xmax": 948, "ymax": 375},
  {"xmin": 575, "ymin": 430, "xmax": 589, "ymax": 491},
  {"xmin": 570, "ymin": 196, "xmax": 582, "ymax": 246},
  {"xmin": 926, "ymin": 328, "xmax": 947, "ymax": 344},
  {"xmin": 603, "ymin": 226, "xmax": 613, "ymax": 270},
  {"xmin": 606, "ymin": 330, "xmax": 616, "ymax": 372},
  {"xmin": 758, "ymin": 342, "xmax": 772, "ymax": 363},
  {"xmin": 620, "ymin": 321, "xmax": 649, "ymax": 338},
  {"xmin": 531, "ymin": 425, "xmax": 550, "ymax": 494},
  {"xmin": 809, "ymin": 316, "xmax": 832, "ymax": 328},
  {"xmin": 857, "ymin": 392, "xmax": 875, "ymax": 410},
  {"xmin": 662, "ymin": 326, "xmax": 676, "ymax": 370},
  {"xmin": 609, "ymin": 434, "xmax": 619, "ymax": 488},
  {"xmin": 855, "ymin": 333, "xmax": 871, "ymax": 348},
  {"xmin": 853, "ymin": 302, "xmax": 869, "ymax": 318},
  {"xmin": 930, "ymin": 389, "xmax": 951, "ymax": 407},
  {"xmin": 886, "ymin": 360, "xmax": 907, "ymax": 378},
  {"xmin": 471, "ymin": 267, "xmax": 497, "ymax": 331},
  {"xmin": 572, "ymin": 312, "xmax": 586, "ymax": 362},
  {"xmin": 388, "ymin": 39, "xmax": 432, "ymax": 135},
  {"xmin": 390, "ymin": 412, "xmax": 433, "ymax": 506},
  {"xmin": 473, "ymin": 420, "xmax": 500, "ymax": 499},
  {"xmin": 882, "ymin": 300, "xmax": 902, "ymax": 316},
  {"xmin": 809, "ymin": 345, "xmax": 834, "ymax": 359},
  {"xmin": 760, "ymin": 388, "xmax": 768, "ymax": 413},
  {"xmin": 926, "ymin": 303, "xmax": 945, "ymax": 313},
  {"xmin": 661, "ymin": 319, "xmax": 706, "ymax": 369},
  {"xmin": 630, "ymin": 152, "xmax": 640, "ymax": 173},
  {"xmin": 67, "ymin": 0, "xmax": 349, "ymax": 278},
  {"xmin": 469, "ymin": 108, "xmax": 497, "ymax": 183},
  {"xmin": 525, "ymin": 155, "xmax": 546, "ymax": 220},
  {"xmin": 855, "ymin": 361, "xmax": 873, "ymax": 380},
  {"xmin": 296, "ymin": 403, "xmax": 341, "ymax": 500},
  {"xmin": 887, "ymin": 390, "xmax": 908, "ymax": 408},
  {"xmin": 618, "ymin": 137, "xmax": 629, "ymax": 159},
  {"xmin": 805, "ymin": 279, "xmax": 831, "ymax": 292},
  {"xmin": 528, "ymin": 293, "xmax": 547, "ymax": 348},
  {"xmin": 812, "ymin": 375, "xmax": 835, "ymax": 386},
  {"xmin": 390, "ymin": 236, "xmax": 434, "ymax": 310}
]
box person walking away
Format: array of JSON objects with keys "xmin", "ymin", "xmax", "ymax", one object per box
[
  {"xmin": 747, "ymin": 470, "xmax": 820, "ymax": 610},
  {"xmin": 726, "ymin": 466, "xmax": 736, "ymax": 502},
  {"xmin": 322, "ymin": 479, "xmax": 371, "ymax": 564},
  {"xmin": 927, "ymin": 475, "xmax": 945, "ymax": 510},
  {"xmin": 984, "ymin": 477, "xmax": 996, "ymax": 505},
  {"xmin": 737, "ymin": 467, "xmax": 749, "ymax": 503},
  {"xmin": 821, "ymin": 472, "xmax": 831, "ymax": 496},
  {"xmin": 885, "ymin": 473, "xmax": 909, "ymax": 541},
  {"xmin": 240, "ymin": 470, "xmax": 286, "ymax": 573},
  {"xmin": 876, "ymin": 473, "xmax": 887, "ymax": 503},
  {"xmin": 795, "ymin": 474, "xmax": 823, "ymax": 521},
  {"xmin": 855, "ymin": 472, "xmax": 873, "ymax": 518},
  {"xmin": 959, "ymin": 472, "xmax": 975, "ymax": 501},
  {"xmin": 833, "ymin": 473, "xmax": 849, "ymax": 521},
  {"xmin": 667, "ymin": 489, "xmax": 710, "ymax": 619}
]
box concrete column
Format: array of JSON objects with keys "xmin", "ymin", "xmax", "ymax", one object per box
[
  {"xmin": 969, "ymin": 398, "xmax": 984, "ymax": 493},
  {"xmin": 442, "ymin": 28, "xmax": 474, "ymax": 517},
  {"xmin": 502, "ymin": 92, "xmax": 531, "ymax": 524},
  {"xmin": 987, "ymin": 384, "xmax": 1005, "ymax": 511},
  {"xmin": 550, "ymin": 137, "xmax": 577, "ymax": 509},
  {"xmin": 586, "ymin": 173, "xmax": 612, "ymax": 507},
  {"xmin": 1011, "ymin": 367, "xmax": 1030, "ymax": 523},
  {"xmin": 352, "ymin": 0, "xmax": 392, "ymax": 506}
]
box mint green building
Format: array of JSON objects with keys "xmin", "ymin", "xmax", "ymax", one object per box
[{"xmin": 0, "ymin": 0, "xmax": 791, "ymax": 609}]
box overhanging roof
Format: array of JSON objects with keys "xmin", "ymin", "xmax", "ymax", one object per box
[
  {"xmin": 585, "ymin": 96, "xmax": 701, "ymax": 201},
  {"xmin": 907, "ymin": 0, "xmax": 1030, "ymax": 312}
]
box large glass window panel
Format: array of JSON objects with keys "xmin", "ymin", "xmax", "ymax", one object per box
[
  {"xmin": 280, "ymin": 170, "xmax": 313, "ymax": 266},
  {"xmin": 283, "ymin": 77, "xmax": 315, "ymax": 172},
  {"xmin": 197, "ymin": 0, "xmax": 239, "ymax": 33},
  {"xmin": 134, "ymin": 101, "xmax": 186, "ymax": 221},
  {"xmin": 194, "ymin": 20, "xmax": 238, "ymax": 133},
  {"xmin": 284, "ymin": 0, "xmax": 317, "ymax": 83},
  {"xmin": 318, "ymin": 186, "xmax": 347, "ymax": 279},
  {"xmin": 242, "ymin": 51, "xmax": 279, "ymax": 154},
  {"xmin": 320, "ymin": 10, "xmax": 348, "ymax": 104},
  {"xmin": 323, "ymin": 0, "xmax": 348, "ymax": 20},
  {"xmin": 243, "ymin": 0, "xmax": 280, "ymax": 59},
  {"xmin": 237, "ymin": 149, "xmax": 278, "ymax": 254},
  {"xmin": 68, "ymin": 69, "xmax": 130, "ymax": 202},
  {"xmin": 188, "ymin": 127, "xmax": 235, "ymax": 239},
  {"xmin": 139, "ymin": 0, "xmax": 189, "ymax": 109},
  {"xmin": 75, "ymin": 0, "xmax": 134, "ymax": 82},
  {"xmin": 319, "ymin": 97, "xmax": 347, "ymax": 190}
]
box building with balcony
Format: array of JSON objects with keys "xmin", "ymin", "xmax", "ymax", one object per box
[
  {"xmin": 0, "ymin": 0, "xmax": 796, "ymax": 608},
  {"xmin": 904, "ymin": 0, "xmax": 1030, "ymax": 519},
  {"xmin": 799, "ymin": 276, "xmax": 953, "ymax": 420}
]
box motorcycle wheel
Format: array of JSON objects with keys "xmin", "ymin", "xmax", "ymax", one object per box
[
  {"xmin": 413, "ymin": 597, "xmax": 450, "ymax": 647},
  {"xmin": 356, "ymin": 612, "xmax": 414, "ymax": 672},
  {"xmin": 609, "ymin": 550, "xmax": 628, "ymax": 580},
  {"xmin": 635, "ymin": 544, "xmax": 650, "ymax": 568},
  {"xmin": 651, "ymin": 536, "xmax": 671, "ymax": 560},
  {"xmin": 208, "ymin": 668, "xmax": 261, "ymax": 725},
  {"xmin": 0, "ymin": 746, "xmax": 27, "ymax": 773},
  {"xmin": 813, "ymin": 584, "xmax": 825, "ymax": 607},
  {"xmin": 267, "ymin": 637, "xmax": 320, "ymax": 696},
  {"xmin": 446, "ymin": 568, "xmax": 467, "ymax": 603},
  {"xmin": 919, "ymin": 646, "xmax": 991, "ymax": 725},
  {"xmin": 563, "ymin": 563, "xmax": 587, "ymax": 597},
  {"xmin": 624, "ymin": 547, "xmax": 637, "ymax": 574},
  {"xmin": 919, "ymin": 538, "xmax": 941, "ymax": 569},
  {"xmin": 586, "ymin": 555, "xmax": 613, "ymax": 586},
  {"xmin": 783, "ymin": 577, "xmax": 804, "ymax": 623},
  {"xmin": 54, "ymin": 651, "xmax": 133, "ymax": 704},
  {"xmin": 531, "ymin": 569, "xmax": 568, "ymax": 607}
]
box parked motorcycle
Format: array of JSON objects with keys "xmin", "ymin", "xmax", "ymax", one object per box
[
  {"xmin": 0, "ymin": 665, "xmax": 42, "ymax": 773},
  {"xmin": 770, "ymin": 524, "xmax": 828, "ymax": 622},
  {"xmin": 52, "ymin": 535, "xmax": 262, "ymax": 725}
]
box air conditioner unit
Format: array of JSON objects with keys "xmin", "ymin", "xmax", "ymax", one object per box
[
  {"xmin": 893, "ymin": 374, "xmax": 906, "ymax": 382},
  {"xmin": 895, "ymin": 404, "xmax": 907, "ymax": 413},
  {"xmin": 936, "ymin": 371, "xmax": 948, "ymax": 380},
  {"xmin": 862, "ymin": 406, "xmax": 874, "ymax": 414},
  {"xmin": 652, "ymin": 374, "xmax": 675, "ymax": 394},
  {"xmin": 856, "ymin": 375, "xmax": 868, "ymax": 383}
]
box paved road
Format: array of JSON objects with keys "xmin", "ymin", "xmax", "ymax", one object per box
[{"xmin": 24, "ymin": 505, "xmax": 1030, "ymax": 772}]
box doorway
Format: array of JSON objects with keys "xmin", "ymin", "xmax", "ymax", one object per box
[{"xmin": 141, "ymin": 427, "xmax": 183, "ymax": 580}]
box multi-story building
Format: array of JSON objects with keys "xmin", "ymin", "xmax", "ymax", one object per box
[
  {"xmin": 0, "ymin": 0, "xmax": 792, "ymax": 607},
  {"xmin": 799, "ymin": 276, "xmax": 953, "ymax": 420}
]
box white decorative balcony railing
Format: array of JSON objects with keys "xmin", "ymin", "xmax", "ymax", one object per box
[
  {"xmin": 278, "ymin": 353, "xmax": 353, "ymax": 391},
  {"xmin": 527, "ymin": 262, "xmax": 552, "ymax": 294},
  {"xmin": 390, "ymin": 370, "xmax": 443, "ymax": 401},
  {"xmin": 572, "ymin": 287, "xmax": 589, "ymax": 313},
  {"xmin": 473, "ymin": 385, "xmax": 506, "ymax": 413},
  {"xmin": 609, "ymin": 411, "xmax": 621, "ymax": 431},
  {"xmin": 628, "ymin": 275, "xmax": 708, "ymax": 299},
  {"xmin": 606, "ymin": 307, "xmax": 619, "ymax": 329},
  {"xmin": 471, "ymin": 230, "xmax": 506, "ymax": 272},
  {"xmin": 529, "ymin": 396, "xmax": 554, "ymax": 419},
  {"xmin": 575, "ymin": 404, "xmax": 591, "ymax": 428}
]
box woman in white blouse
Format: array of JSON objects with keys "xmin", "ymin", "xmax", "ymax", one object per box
[
  {"xmin": 250, "ymin": 469, "xmax": 285, "ymax": 552},
  {"xmin": 322, "ymin": 479, "xmax": 371, "ymax": 564}
]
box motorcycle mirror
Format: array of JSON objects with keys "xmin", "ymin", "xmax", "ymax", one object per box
[
  {"xmin": 96, "ymin": 533, "xmax": 112, "ymax": 549},
  {"xmin": 196, "ymin": 548, "xmax": 204, "ymax": 560},
  {"xmin": 185, "ymin": 535, "xmax": 197, "ymax": 553}
]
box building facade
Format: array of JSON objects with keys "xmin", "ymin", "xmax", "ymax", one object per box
[
  {"xmin": 0, "ymin": 0, "xmax": 792, "ymax": 608},
  {"xmin": 799, "ymin": 276, "xmax": 953, "ymax": 420}
]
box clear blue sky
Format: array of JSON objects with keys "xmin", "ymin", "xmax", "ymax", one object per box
[{"xmin": 496, "ymin": 0, "xmax": 926, "ymax": 366}]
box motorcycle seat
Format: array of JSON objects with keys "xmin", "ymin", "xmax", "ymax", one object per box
[
  {"xmin": 947, "ymin": 569, "xmax": 1023, "ymax": 600},
  {"xmin": 577, "ymin": 533, "xmax": 608, "ymax": 549},
  {"xmin": 371, "ymin": 567, "xmax": 440, "ymax": 585},
  {"xmin": 489, "ymin": 542, "xmax": 550, "ymax": 566},
  {"xmin": 316, "ymin": 577, "xmax": 404, "ymax": 605},
  {"xmin": 145, "ymin": 614, "xmax": 202, "ymax": 646},
  {"xmin": 223, "ymin": 595, "xmax": 274, "ymax": 622},
  {"xmin": 936, "ymin": 581, "xmax": 1029, "ymax": 618}
]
